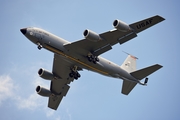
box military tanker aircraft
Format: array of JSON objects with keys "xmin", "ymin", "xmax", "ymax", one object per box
[{"xmin": 20, "ymin": 15, "xmax": 165, "ymax": 110}]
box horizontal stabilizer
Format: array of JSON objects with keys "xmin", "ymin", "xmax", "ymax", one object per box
[
  {"xmin": 130, "ymin": 64, "xmax": 163, "ymax": 80},
  {"xmin": 121, "ymin": 80, "xmax": 137, "ymax": 95}
]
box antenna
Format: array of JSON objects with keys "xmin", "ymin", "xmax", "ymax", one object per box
[{"xmin": 122, "ymin": 51, "xmax": 138, "ymax": 59}]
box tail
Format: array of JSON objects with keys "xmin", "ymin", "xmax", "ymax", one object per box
[
  {"xmin": 121, "ymin": 55, "xmax": 138, "ymax": 73},
  {"xmin": 121, "ymin": 55, "xmax": 163, "ymax": 95}
]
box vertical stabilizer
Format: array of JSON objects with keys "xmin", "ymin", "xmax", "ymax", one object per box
[{"xmin": 121, "ymin": 55, "xmax": 137, "ymax": 72}]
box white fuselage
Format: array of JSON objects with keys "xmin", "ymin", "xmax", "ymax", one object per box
[{"xmin": 23, "ymin": 27, "xmax": 137, "ymax": 82}]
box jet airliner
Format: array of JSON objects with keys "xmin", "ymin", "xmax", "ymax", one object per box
[{"xmin": 20, "ymin": 15, "xmax": 165, "ymax": 110}]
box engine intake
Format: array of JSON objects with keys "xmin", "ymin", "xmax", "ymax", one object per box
[
  {"xmin": 113, "ymin": 19, "xmax": 132, "ymax": 32},
  {"xmin": 38, "ymin": 68, "xmax": 54, "ymax": 80},
  {"xmin": 83, "ymin": 29, "xmax": 103, "ymax": 42},
  {"xmin": 36, "ymin": 86, "xmax": 51, "ymax": 97}
]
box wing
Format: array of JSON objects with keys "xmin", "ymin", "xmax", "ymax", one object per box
[
  {"xmin": 48, "ymin": 54, "xmax": 75, "ymax": 110},
  {"xmin": 64, "ymin": 29, "xmax": 136, "ymax": 57},
  {"xmin": 64, "ymin": 15, "xmax": 164, "ymax": 57},
  {"xmin": 121, "ymin": 80, "xmax": 137, "ymax": 95}
]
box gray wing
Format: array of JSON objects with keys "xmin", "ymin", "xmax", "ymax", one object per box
[
  {"xmin": 48, "ymin": 54, "xmax": 75, "ymax": 110},
  {"xmin": 64, "ymin": 29, "xmax": 136, "ymax": 57},
  {"xmin": 121, "ymin": 80, "xmax": 137, "ymax": 95},
  {"xmin": 64, "ymin": 15, "xmax": 164, "ymax": 57}
]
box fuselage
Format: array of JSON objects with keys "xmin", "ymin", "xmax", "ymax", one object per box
[{"xmin": 21, "ymin": 27, "xmax": 137, "ymax": 82}]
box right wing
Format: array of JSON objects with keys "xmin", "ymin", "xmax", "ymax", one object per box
[
  {"xmin": 48, "ymin": 54, "xmax": 77, "ymax": 110},
  {"xmin": 64, "ymin": 15, "xmax": 165, "ymax": 57}
]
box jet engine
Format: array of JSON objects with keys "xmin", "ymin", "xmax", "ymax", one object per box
[
  {"xmin": 38, "ymin": 68, "xmax": 54, "ymax": 80},
  {"xmin": 36, "ymin": 86, "xmax": 52, "ymax": 97},
  {"xmin": 113, "ymin": 19, "xmax": 132, "ymax": 32},
  {"xmin": 83, "ymin": 29, "xmax": 103, "ymax": 42}
]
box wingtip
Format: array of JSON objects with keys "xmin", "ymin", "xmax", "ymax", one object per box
[
  {"xmin": 156, "ymin": 64, "xmax": 163, "ymax": 68},
  {"xmin": 156, "ymin": 15, "xmax": 165, "ymax": 21},
  {"xmin": 121, "ymin": 91, "xmax": 129, "ymax": 95},
  {"xmin": 48, "ymin": 106, "xmax": 58, "ymax": 110}
]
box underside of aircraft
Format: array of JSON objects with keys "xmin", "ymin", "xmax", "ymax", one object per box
[{"xmin": 20, "ymin": 15, "xmax": 165, "ymax": 110}]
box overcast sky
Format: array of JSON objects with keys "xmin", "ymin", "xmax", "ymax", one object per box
[{"xmin": 0, "ymin": 0, "xmax": 180, "ymax": 120}]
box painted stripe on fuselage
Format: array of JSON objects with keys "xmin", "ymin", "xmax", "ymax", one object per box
[{"xmin": 45, "ymin": 44, "xmax": 109, "ymax": 75}]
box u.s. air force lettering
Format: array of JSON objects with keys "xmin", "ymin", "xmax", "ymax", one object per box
[{"xmin": 136, "ymin": 19, "xmax": 153, "ymax": 29}]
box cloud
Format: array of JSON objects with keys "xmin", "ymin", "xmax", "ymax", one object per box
[
  {"xmin": 0, "ymin": 75, "xmax": 56, "ymax": 119},
  {"xmin": 45, "ymin": 108, "xmax": 56, "ymax": 117},
  {"xmin": 0, "ymin": 69, "xmax": 71, "ymax": 119},
  {"xmin": 16, "ymin": 92, "xmax": 43, "ymax": 110},
  {"xmin": 66, "ymin": 108, "xmax": 72, "ymax": 120},
  {"xmin": 15, "ymin": 75, "xmax": 48, "ymax": 110},
  {"xmin": 0, "ymin": 74, "xmax": 46, "ymax": 110},
  {"xmin": 0, "ymin": 75, "xmax": 17, "ymax": 105}
]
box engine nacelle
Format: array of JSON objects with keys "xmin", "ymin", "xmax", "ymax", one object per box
[
  {"xmin": 38, "ymin": 68, "xmax": 54, "ymax": 80},
  {"xmin": 36, "ymin": 86, "xmax": 51, "ymax": 97},
  {"xmin": 83, "ymin": 29, "xmax": 103, "ymax": 42},
  {"xmin": 113, "ymin": 19, "xmax": 132, "ymax": 32}
]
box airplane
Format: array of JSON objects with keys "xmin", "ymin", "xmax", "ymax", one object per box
[{"xmin": 20, "ymin": 15, "xmax": 165, "ymax": 110}]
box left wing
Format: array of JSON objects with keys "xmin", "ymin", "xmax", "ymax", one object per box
[
  {"xmin": 48, "ymin": 54, "xmax": 75, "ymax": 110},
  {"xmin": 64, "ymin": 15, "xmax": 164, "ymax": 57},
  {"xmin": 64, "ymin": 29, "xmax": 135, "ymax": 57}
]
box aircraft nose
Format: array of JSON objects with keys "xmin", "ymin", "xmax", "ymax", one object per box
[{"xmin": 20, "ymin": 28, "xmax": 27, "ymax": 35}]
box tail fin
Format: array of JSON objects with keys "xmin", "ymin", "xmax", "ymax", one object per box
[
  {"xmin": 130, "ymin": 64, "xmax": 163, "ymax": 80},
  {"xmin": 121, "ymin": 55, "xmax": 138, "ymax": 72},
  {"xmin": 121, "ymin": 64, "xmax": 162, "ymax": 95}
]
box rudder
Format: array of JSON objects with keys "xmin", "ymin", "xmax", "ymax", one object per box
[{"xmin": 121, "ymin": 55, "xmax": 138, "ymax": 73}]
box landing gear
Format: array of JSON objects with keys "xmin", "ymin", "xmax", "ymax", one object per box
[
  {"xmin": 87, "ymin": 53, "xmax": 99, "ymax": 64},
  {"xmin": 69, "ymin": 66, "xmax": 81, "ymax": 80},
  {"xmin": 69, "ymin": 71, "xmax": 80, "ymax": 80},
  {"xmin": 37, "ymin": 42, "xmax": 43, "ymax": 50}
]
